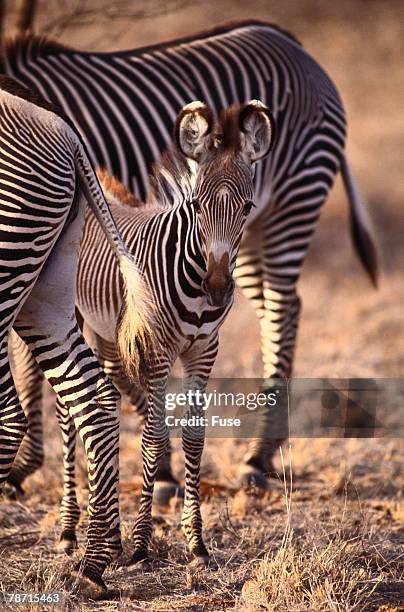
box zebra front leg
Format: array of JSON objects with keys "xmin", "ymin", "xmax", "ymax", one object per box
[
  {"xmin": 54, "ymin": 397, "xmax": 80, "ymax": 555},
  {"xmin": 129, "ymin": 367, "xmax": 171, "ymax": 565},
  {"xmin": 14, "ymin": 219, "xmax": 121, "ymax": 593},
  {"xmin": 180, "ymin": 336, "xmax": 218, "ymax": 568},
  {"xmin": 95, "ymin": 334, "xmax": 181, "ymax": 507},
  {"xmin": 7, "ymin": 332, "xmax": 44, "ymax": 497}
]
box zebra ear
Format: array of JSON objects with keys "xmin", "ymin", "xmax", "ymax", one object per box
[
  {"xmin": 175, "ymin": 101, "xmax": 214, "ymax": 161},
  {"xmin": 239, "ymin": 100, "xmax": 275, "ymax": 162}
]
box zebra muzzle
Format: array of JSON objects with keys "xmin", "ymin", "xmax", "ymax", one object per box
[{"xmin": 203, "ymin": 252, "xmax": 235, "ymax": 308}]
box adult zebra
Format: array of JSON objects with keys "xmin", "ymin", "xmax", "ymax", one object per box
[
  {"xmin": 3, "ymin": 20, "xmax": 378, "ymax": 492},
  {"xmin": 0, "ymin": 76, "xmax": 151, "ymax": 593}
]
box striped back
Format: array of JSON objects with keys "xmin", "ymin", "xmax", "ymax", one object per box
[{"xmin": 2, "ymin": 21, "xmax": 346, "ymax": 207}]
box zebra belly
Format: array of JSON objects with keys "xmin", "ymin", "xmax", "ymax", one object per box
[{"xmin": 78, "ymin": 305, "xmax": 117, "ymax": 344}]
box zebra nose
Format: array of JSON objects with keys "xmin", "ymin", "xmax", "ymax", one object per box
[
  {"xmin": 203, "ymin": 251, "xmax": 234, "ymax": 307},
  {"xmin": 203, "ymin": 272, "xmax": 234, "ymax": 307}
]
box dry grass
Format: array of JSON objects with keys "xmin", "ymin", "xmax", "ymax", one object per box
[
  {"xmin": 241, "ymin": 455, "xmax": 402, "ymax": 612},
  {"xmin": 1, "ymin": 1, "xmax": 404, "ymax": 610},
  {"xmin": 1, "ymin": 434, "xmax": 402, "ymax": 610},
  {"xmin": 241, "ymin": 521, "xmax": 399, "ymax": 611}
]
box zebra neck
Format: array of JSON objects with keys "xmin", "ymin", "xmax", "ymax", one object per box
[
  {"xmin": 177, "ymin": 203, "xmax": 206, "ymax": 287},
  {"xmin": 114, "ymin": 200, "xmax": 206, "ymax": 287}
]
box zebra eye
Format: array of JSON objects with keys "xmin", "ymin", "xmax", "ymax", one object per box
[
  {"xmin": 243, "ymin": 200, "xmax": 255, "ymax": 216},
  {"xmin": 191, "ymin": 198, "xmax": 201, "ymax": 213}
]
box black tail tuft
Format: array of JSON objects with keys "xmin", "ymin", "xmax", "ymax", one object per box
[
  {"xmin": 349, "ymin": 211, "xmax": 379, "ymax": 288},
  {"xmin": 340, "ymin": 155, "xmax": 379, "ymax": 288}
]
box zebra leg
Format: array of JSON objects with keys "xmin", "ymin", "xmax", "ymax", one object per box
[
  {"xmin": 95, "ymin": 334, "xmax": 180, "ymax": 507},
  {"xmin": 234, "ymin": 225, "xmax": 279, "ymax": 488},
  {"xmin": 0, "ymin": 336, "xmax": 28, "ymax": 490},
  {"xmin": 239, "ymin": 288, "xmax": 301, "ymax": 488},
  {"xmin": 14, "ymin": 316, "xmax": 121, "ymax": 588},
  {"xmin": 13, "ymin": 217, "xmax": 121, "ymax": 591},
  {"xmin": 129, "ymin": 363, "xmax": 171, "ymax": 565},
  {"xmin": 154, "ymin": 437, "xmax": 180, "ymax": 507},
  {"xmin": 54, "ymin": 397, "xmax": 80, "ymax": 555},
  {"xmin": 6, "ymin": 332, "xmax": 44, "ymax": 496},
  {"xmin": 236, "ymin": 189, "xmax": 329, "ymax": 489},
  {"xmin": 180, "ymin": 335, "xmax": 219, "ymax": 568}
]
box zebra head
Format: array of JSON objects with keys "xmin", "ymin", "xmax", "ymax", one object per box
[{"xmin": 175, "ymin": 100, "xmax": 275, "ymax": 308}]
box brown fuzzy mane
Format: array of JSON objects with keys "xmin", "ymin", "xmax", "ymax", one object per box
[
  {"xmin": 218, "ymin": 105, "xmax": 241, "ymax": 152},
  {"xmin": 4, "ymin": 33, "xmax": 71, "ymax": 58},
  {"xmin": 96, "ymin": 168, "xmax": 140, "ymax": 208}
]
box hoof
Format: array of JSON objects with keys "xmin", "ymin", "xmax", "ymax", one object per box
[
  {"xmin": 154, "ymin": 480, "xmax": 183, "ymax": 507},
  {"xmin": 2, "ymin": 479, "xmax": 25, "ymax": 500},
  {"xmin": 188, "ymin": 554, "xmax": 217, "ymax": 571},
  {"xmin": 71, "ymin": 564, "xmax": 108, "ymax": 599},
  {"xmin": 238, "ymin": 465, "xmax": 270, "ymax": 492},
  {"xmin": 112, "ymin": 543, "xmax": 123, "ymax": 562},
  {"xmin": 127, "ymin": 549, "xmax": 150, "ymax": 566},
  {"xmin": 55, "ymin": 534, "xmax": 78, "ymax": 556}
]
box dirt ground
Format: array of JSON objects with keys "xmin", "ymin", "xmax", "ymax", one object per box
[{"xmin": 0, "ymin": 1, "xmax": 403, "ymax": 610}]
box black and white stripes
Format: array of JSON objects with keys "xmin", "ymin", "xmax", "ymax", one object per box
[
  {"xmin": 0, "ymin": 76, "xmax": 148, "ymax": 593},
  {"xmin": 4, "ymin": 20, "xmax": 377, "ymax": 491}
]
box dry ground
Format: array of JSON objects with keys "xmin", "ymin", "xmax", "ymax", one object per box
[{"xmin": 1, "ymin": 1, "xmax": 403, "ymax": 610}]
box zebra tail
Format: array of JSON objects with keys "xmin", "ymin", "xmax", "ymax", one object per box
[
  {"xmin": 73, "ymin": 144, "xmax": 158, "ymax": 384},
  {"xmin": 116, "ymin": 256, "xmax": 157, "ymax": 386},
  {"xmin": 340, "ymin": 154, "xmax": 379, "ymax": 287}
]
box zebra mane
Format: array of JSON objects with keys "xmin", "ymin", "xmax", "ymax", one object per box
[
  {"xmin": 2, "ymin": 34, "xmax": 71, "ymax": 67},
  {"xmin": 219, "ymin": 105, "xmax": 243, "ymax": 152},
  {"xmin": 148, "ymin": 148, "xmax": 194, "ymax": 209},
  {"xmin": 1, "ymin": 21, "xmax": 301, "ymax": 68},
  {"xmin": 98, "ymin": 105, "xmax": 249, "ymax": 214},
  {"xmin": 96, "ymin": 148, "xmax": 193, "ymax": 213},
  {"xmin": 96, "ymin": 168, "xmax": 141, "ymax": 208}
]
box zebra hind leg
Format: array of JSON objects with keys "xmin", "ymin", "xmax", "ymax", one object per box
[
  {"xmin": 6, "ymin": 332, "xmax": 44, "ymax": 498},
  {"xmin": 0, "ymin": 336, "xmax": 28, "ymax": 491},
  {"xmin": 240, "ymin": 291, "xmax": 301, "ymax": 490},
  {"xmin": 234, "ymin": 230, "xmax": 280, "ymax": 490},
  {"xmin": 14, "ymin": 215, "xmax": 122, "ymax": 594},
  {"xmin": 15, "ymin": 320, "xmax": 122, "ymax": 593},
  {"xmin": 54, "ymin": 397, "xmax": 80, "ymax": 555},
  {"xmin": 128, "ymin": 382, "xmax": 181, "ymax": 507},
  {"xmin": 154, "ymin": 438, "xmax": 182, "ymax": 507},
  {"xmin": 234, "ymin": 226, "xmax": 301, "ymax": 491}
]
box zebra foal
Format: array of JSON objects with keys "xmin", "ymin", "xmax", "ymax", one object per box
[
  {"xmin": 0, "ymin": 75, "xmax": 150, "ymax": 593},
  {"xmin": 54, "ymin": 100, "xmax": 274, "ymax": 566}
]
